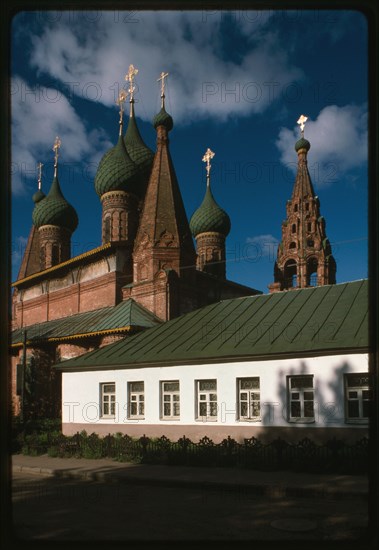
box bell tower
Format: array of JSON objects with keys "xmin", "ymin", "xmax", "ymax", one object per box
[{"xmin": 269, "ymin": 115, "xmax": 336, "ymax": 292}]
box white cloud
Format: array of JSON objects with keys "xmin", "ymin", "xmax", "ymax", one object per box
[
  {"xmin": 276, "ymin": 104, "xmax": 367, "ymax": 186},
  {"xmin": 246, "ymin": 233, "xmax": 279, "ymax": 258},
  {"xmin": 27, "ymin": 11, "xmax": 303, "ymax": 123},
  {"xmin": 11, "ymin": 77, "xmax": 113, "ymax": 195}
]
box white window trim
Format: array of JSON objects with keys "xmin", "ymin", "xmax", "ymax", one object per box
[
  {"xmin": 344, "ymin": 373, "xmax": 370, "ymax": 424},
  {"xmin": 100, "ymin": 382, "xmax": 116, "ymax": 419},
  {"xmin": 196, "ymin": 379, "xmax": 218, "ymax": 422},
  {"xmin": 237, "ymin": 377, "xmax": 261, "ymax": 422},
  {"xmin": 288, "ymin": 375, "xmax": 315, "ymax": 423},
  {"xmin": 128, "ymin": 381, "xmax": 145, "ymax": 420},
  {"xmin": 160, "ymin": 380, "xmax": 180, "ymax": 420}
]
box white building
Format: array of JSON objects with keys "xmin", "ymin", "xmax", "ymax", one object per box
[{"xmin": 56, "ymin": 279, "xmax": 369, "ymax": 443}]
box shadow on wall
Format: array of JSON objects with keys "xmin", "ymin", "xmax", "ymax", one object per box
[{"xmin": 276, "ymin": 359, "xmax": 369, "ymax": 441}]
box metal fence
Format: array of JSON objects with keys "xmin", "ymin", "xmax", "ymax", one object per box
[{"xmin": 15, "ymin": 431, "xmax": 369, "ymax": 474}]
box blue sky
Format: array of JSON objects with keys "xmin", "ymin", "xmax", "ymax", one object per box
[{"xmin": 11, "ymin": 9, "xmax": 368, "ymax": 292}]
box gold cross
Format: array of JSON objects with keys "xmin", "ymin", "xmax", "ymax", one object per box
[
  {"xmin": 202, "ymin": 147, "xmax": 215, "ymax": 178},
  {"xmin": 125, "ymin": 64, "xmax": 139, "ymax": 101},
  {"xmin": 37, "ymin": 162, "xmax": 43, "ymax": 190},
  {"xmin": 297, "ymin": 114, "xmax": 308, "ymax": 134},
  {"xmin": 116, "ymin": 89, "xmax": 128, "ymax": 127},
  {"xmin": 157, "ymin": 71, "xmax": 169, "ymax": 98},
  {"xmin": 53, "ymin": 136, "xmax": 61, "ymax": 167}
]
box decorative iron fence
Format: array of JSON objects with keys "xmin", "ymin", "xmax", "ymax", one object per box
[{"xmin": 13, "ymin": 429, "xmax": 369, "ymax": 474}]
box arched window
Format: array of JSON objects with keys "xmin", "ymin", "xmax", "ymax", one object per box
[
  {"xmin": 307, "ymin": 239, "xmax": 314, "ymax": 247},
  {"xmin": 307, "ymin": 258, "xmax": 318, "ymax": 286},
  {"xmin": 39, "ymin": 245, "xmax": 46, "ymax": 269},
  {"xmin": 104, "ymin": 216, "xmax": 111, "ymax": 243},
  {"xmin": 284, "ymin": 260, "xmax": 297, "ymax": 289},
  {"xmin": 289, "ymin": 242, "xmax": 296, "ymax": 249},
  {"xmin": 51, "ymin": 244, "xmax": 60, "ymax": 265},
  {"xmin": 292, "ymin": 224, "xmax": 296, "ymax": 234},
  {"xmin": 294, "ymin": 204, "xmax": 298, "ymax": 212},
  {"xmin": 307, "ymin": 222, "xmax": 312, "ymax": 232}
]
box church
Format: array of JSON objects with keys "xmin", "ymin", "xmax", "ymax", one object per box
[{"xmin": 11, "ymin": 67, "xmax": 369, "ymax": 442}]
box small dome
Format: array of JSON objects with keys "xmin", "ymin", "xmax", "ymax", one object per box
[
  {"xmin": 32, "ymin": 189, "xmax": 45, "ymax": 203},
  {"xmin": 190, "ymin": 185, "xmax": 231, "ymax": 237},
  {"xmin": 94, "ymin": 135, "xmax": 140, "ymax": 197},
  {"xmin": 153, "ymin": 107, "xmax": 173, "ymax": 131},
  {"xmin": 295, "ymin": 137, "xmax": 311, "ymax": 152},
  {"xmin": 32, "ymin": 176, "xmax": 78, "ymax": 232}
]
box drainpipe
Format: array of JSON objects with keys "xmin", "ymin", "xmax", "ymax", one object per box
[{"xmin": 20, "ymin": 329, "xmax": 27, "ymax": 424}]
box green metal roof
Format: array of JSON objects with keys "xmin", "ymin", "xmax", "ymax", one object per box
[
  {"xmin": 12, "ymin": 299, "xmax": 161, "ymax": 346},
  {"xmin": 55, "ymin": 280, "xmax": 368, "ymax": 371}
]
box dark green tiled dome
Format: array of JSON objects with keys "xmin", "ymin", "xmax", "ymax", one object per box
[
  {"xmin": 32, "ymin": 176, "xmax": 78, "ymax": 232},
  {"xmin": 295, "ymin": 137, "xmax": 311, "ymax": 152},
  {"xmin": 32, "ymin": 189, "xmax": 45, "ymax": 203},
  {"xmin": 124, "ymin": 102, "xmax": 154, "ymax": 176},
  {"xmin": 190, "ymin": 185, "xmax": 231, "ymax": 237},
  {"xmin": 153, "ymin": 106, "xmax": 173, "ymax": 131},
  {"xmin": 95, "ymin": 135, "xmax": 140, "ymax": 197}
]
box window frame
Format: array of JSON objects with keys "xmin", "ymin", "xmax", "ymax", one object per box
[
  {"xmin": 196, "ymin": 379, "xmax": 218, "ymax": 421},
  {"xmin": 128, "ymin": 381, "xmax": 145, "ymax": 419},
  {"xmin": 100, "ymin": 382, "xmax": 116, "ymax": 419},
  {"xmin": 160, "ymin": 380, "xmax": 180, "ymax": 420},
  {"xmin": 344, "ymin": 373, "xmax": 370, "ymax": 424},
  {"xmin": 237, "ymin": 377, "xmax": 261, "ymax": 421},
  {"xmin": 287, "ymin": 375, "xmax": 315, "ymax": 423}
]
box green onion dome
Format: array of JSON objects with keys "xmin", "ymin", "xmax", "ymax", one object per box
[
  {"xmin": 295, "ymin": 137, "xmax": 311, "ymax": 152},
  {"xmin": 32, "ymin": 175, "xmax": 78, "ymax": 232},
  {"xmin": 32, "ymin": 189, "xmax": 45, "ymax": 203},
  {"xmin": 124, "ymin": 102, "xmax": 154, "ymax": 178},
  {"xmin": 94, "ymin": 135, "xmax": 140, "ymax": 197},
  {"xmin": 153, "ymin": 106, "xmax": 174, "ymax": 132},
  {"xmin": 190, "ymin": 184, "xmax": 231, "ymax": 238}
]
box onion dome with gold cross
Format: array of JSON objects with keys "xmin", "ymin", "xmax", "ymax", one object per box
[
  {"xmin": 32, "ymin": 139, "xmax": 78, "ymax": 232},
  {"xmin": 295, "ymin": 115, "xmax": 311, "ymax": 152},
  {"xmin": 190, "ymin": 148, "xmax": 231, "ymax": 238},
  {"xmin": 153, "ymin": 71, "xmax": 173, "ymax": 131},
  {"xmin": 123, "ymin": 65, "xmax": 154, "ymax": 185},
  {"xmin": 94, "ymin": 88, "xmax": 141, "ymax": 198}
]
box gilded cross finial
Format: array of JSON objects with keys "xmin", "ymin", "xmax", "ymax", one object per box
[
  {"xmin": 202, "ymin": 147, "xmax": 215, "ymax": 183},
  {"xmin": 125, "ymin": 64, "xmax": 139, "ymax": 102},
  {"xmin": 116, "ymin": 89, "xmax": 128, "ymax": 134},
  {"xmin": 53, "ymin": 136, "xmax": 61, "ymax": 175},
  {"xmin": 297, "ymin": 114, "xmax": 308, "ymax": 136},
  {"xmin": 157, "ymin": 71, "xmax": 169, "ymax": 108},
  {"xmin": 37, "ymin": 162, "xmax": 43, "ymax": 190}
]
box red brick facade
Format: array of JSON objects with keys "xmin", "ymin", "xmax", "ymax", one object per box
[{"xmin": 269, "ymin": 143, "xmax": 336, "ymax": 292}]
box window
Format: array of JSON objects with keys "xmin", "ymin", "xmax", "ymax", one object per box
[
  {"xmin": 294, "ymin": 204, "xmax": 298, "ymax": 212},
  {"xmin": 289, "ymin": 242, "xmax": 296, "ymax": 249},
  {"xmin": 196, "ymin": 380, "xmax": 217, "ymax": 420},
  {"xmin": 307, "ymin": 222, "xmax": 312, "ymax": 232},
  {"xmin": 104, "ymin": 216, "xmax": 111, "ymax": 242},
  {"xmin": 292, "ymin": 224, "xmax": 296, "ymax": 234},
  {"xmin": 345, "ymin": 373, "xmax": 370, "ymax": 423},
  {"xmin": 101, "ymin": 383, "xmax": 116, "ymax": 417},
  {"xmin": 238, "ymin": 378, "xmax": 260, "ymax": 420},
  {"xmin": 161, "ymin": 381, "xmax": 180, "ymax": 419},
  {"xmin": 305, "ymin": 202, "xmax": 309, "ymax": 211},
  {"xmin": 128, "ymin": 381, "xmax": 144, "ymax": 418},
  {"xmin": 288, "ymin": 375, "xmax": 314, "ymax": 422},
  {"xmin": 52, "ymin": 244, "xmax": 60, "ymax": 265}
]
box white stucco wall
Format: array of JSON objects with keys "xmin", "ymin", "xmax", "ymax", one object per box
[{"xmin": 61, "ymin": 353, "xmax": 368, "ymax": 430}]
